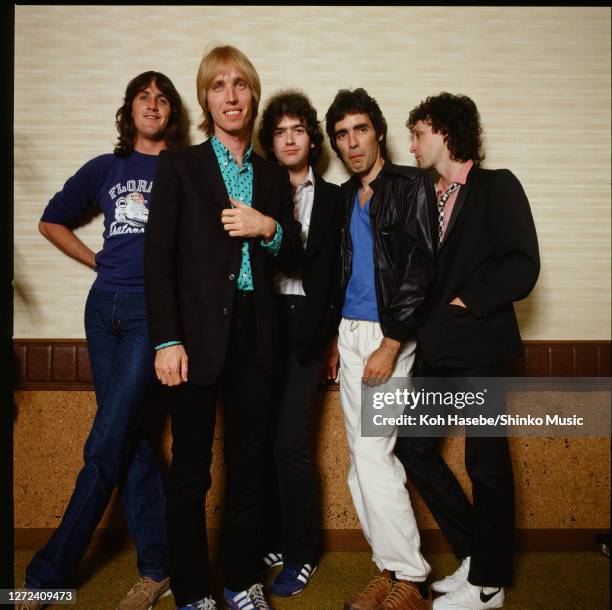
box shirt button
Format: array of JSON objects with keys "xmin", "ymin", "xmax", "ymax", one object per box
[
  {"xmin": 223, "ymin": 307, "xmax": 229, "ymax": 316},
  {"xmin": 229, "ymin": 273, "xmax": 236, "ymax": 281}
]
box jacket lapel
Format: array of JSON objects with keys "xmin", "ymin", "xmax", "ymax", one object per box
[
  {"xmin": 251, "ymin": 153, "xmax": 272, "ymax": 214},
  {"xmin": 304, "ymin": 174, "xmax": 332, "ymax": 259},
  {"xmin": 247, "ymin": 152, "xmax": 274, "ymax": 257},
  {"xmin": 440, "ymin": 166, "xmax": 479, "ymax": 249},
  {"xmin": 201, "ymin": 139, "xmax": 231, "ymax": 209}
]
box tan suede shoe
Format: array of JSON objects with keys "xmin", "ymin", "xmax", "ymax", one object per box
[
  {"xmin": 116, "ymin": 576, "xmax": 171, "ymax": 610},
  {"xmin": 381, "ymin": 580, "xmax": 432, "ymax": 610},
  {"xmin": 15, "ymin": 585, "xmax": 44, "ymax": 610},
  {"xmin": 344, "ymin": 569, "xmax": 394, "ymax": 610}
]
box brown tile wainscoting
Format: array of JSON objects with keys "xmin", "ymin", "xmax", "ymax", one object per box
[{"xmin": 12, "ymin": 339, "xmax": 611, "ymax": 390}]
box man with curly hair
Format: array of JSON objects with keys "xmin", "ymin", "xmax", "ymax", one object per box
[
  {"xmin": 325, "ymin": 88, "xmax": 438, "ymax": 610},
  {"xmin": 256, "ymin": 89, "xmax": 343, "ymax": 597},
  {"xmin": 397, "ymin": 93, "xmax": 540, "ymax": 610}
]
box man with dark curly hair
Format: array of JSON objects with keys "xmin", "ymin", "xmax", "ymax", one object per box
[
  {"xmin": 256, "ymin": 89, "xmax": 343, "ymax": 597},
  {"xmin": 325, "ymin": 88, "xmax": 438, "ymax": 610},
  {"xmin": 20, "ymin": 71, "xmax": 185, "ymax": 610},
  {"xmin": 397, "ymin": 92, "xmax": 540, "ymax": 610}
]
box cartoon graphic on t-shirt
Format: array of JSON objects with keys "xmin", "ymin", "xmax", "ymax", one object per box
[
  {"xmin": 109, "ymin": 191, "xmax": 149, "ymax": 236},
  {"xmin": 115, "ymin": 191, "xmax": 148, "ymax": 227}
]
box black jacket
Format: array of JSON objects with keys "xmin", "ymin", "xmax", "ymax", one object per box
[
  {"xmin": 144, "ymin": 139, "xmax": 302, "ymax": 385},
  {"xmin": 417, "ymin": 167, "xmax": 540, "ymax": 368},
  {"xmin": 339, "ymin": 162, "xmax": 438, "ymax": 342},
  {"xmin": 277, "ymin": 172, "xmax": 343, "ymax": 362}
]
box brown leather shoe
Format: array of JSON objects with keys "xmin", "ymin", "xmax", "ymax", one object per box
[
  {"xmin": 381, "ymin": 580, "xmax": 432, "ymax": 610},
  {"xmin": 344, "ymin": 569, "xmax": 394, "ymax": 610}
]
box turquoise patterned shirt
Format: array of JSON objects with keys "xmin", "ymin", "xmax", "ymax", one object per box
[{"xmin": 211, "ymin": 135, "xmax": 282, "ymax": 291}]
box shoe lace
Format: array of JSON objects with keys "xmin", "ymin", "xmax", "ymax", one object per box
[
  {"xmin": 363, "ymin": 574, "xmax": 392, "ymax": 596},
  {"xmin": 126, "ymin": 577, "xmax": 159, "ymax": 600},
  {"xmin": 382, "ymin": 581, "xmax": 420, "ymax": 608},
  {"xmin": 195, "ymin": 598, "xmax": 216, "ymax": 610},
  {"xmin": 247, "ymin": 583, "xmax": 269, "ymax": 609}
]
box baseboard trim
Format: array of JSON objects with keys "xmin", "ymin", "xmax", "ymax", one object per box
[{"xmin": 15, "ymin": 527, "xmax": 608, "ymax": 552}]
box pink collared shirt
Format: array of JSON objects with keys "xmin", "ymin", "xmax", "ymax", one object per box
[{"xmin": 437, "ymin": 159, "xmax": 473, "ymax": 240}]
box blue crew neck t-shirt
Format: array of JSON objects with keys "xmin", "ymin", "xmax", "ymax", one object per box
[
  {"xmin": 341, "ymin": 193, "xmax": 379, "ymax": 321},
  {"xmin": 41, "ymin": 151, "xmax": 159, "ymax": 292}
]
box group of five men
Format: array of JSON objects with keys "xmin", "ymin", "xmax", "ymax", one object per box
[{"xmin": 22, "ymin": 44, "xmax": 539, "ymax": 610}]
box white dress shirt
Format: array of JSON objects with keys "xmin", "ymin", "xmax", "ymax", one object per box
[{"xmin": 275, "ymin": 166, "xmax": 315, "ymax": 296}]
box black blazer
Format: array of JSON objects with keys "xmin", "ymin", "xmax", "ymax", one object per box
[
  {"xmin": 417, "ymin": 167, "xmax": 540, "ymax": 368},
  {"xmin": 277, "ymin": 173, "xmax": 343, "ymax": 363},
  {"xmin": 144, "ymin": 139, "xmax": 302, "ymax": 385}
]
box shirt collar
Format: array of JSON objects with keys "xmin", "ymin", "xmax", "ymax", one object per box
[
  {"xmin": 296, "ymin": 166, "xmax": 315, "ymax": 190},
  {"xmin": 211, "ymin": 134, "xmax": 253, "ymax": 165},
  {"xmin": 439, "ymin": 159, "xmax": 474, "ymax": 192},
  {"xmin": 349, "ymin": 159, "xmax": 389, "ymax": 192}
]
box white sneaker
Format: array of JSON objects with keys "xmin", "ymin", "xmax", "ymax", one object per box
[
  {"xmin": 432, "ymin": 557, "xmax": 471, "ymax": 593},
  {"xmin": 433, "ymin": 582, "xmax": 504, "ymax": 610}
]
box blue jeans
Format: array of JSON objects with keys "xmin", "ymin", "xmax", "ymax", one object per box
[{"xmin": 26, "ymin": 288, "xmax": 169, "ymax": 588}]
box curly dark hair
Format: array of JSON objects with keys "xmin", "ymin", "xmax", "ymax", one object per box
[
  {"xmin": 258, "ymin": 90, "xmax": 323, "ymax": 165},
  {"xmin": 406, "ymin": 92, "xmax": 485, "ymax": 165},
  {"xmin": 325, "ymin": 88, "xmax": 388, "ymax": 160},
  {"xmin": 114, "ymin": 71, "xmax": 185, "ymax": 157}
]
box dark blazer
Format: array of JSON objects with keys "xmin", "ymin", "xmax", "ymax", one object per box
[
  {"xmin": 417, "ymin": 167, "xmax": 540, "ymax": 368},
  {"xmin": 277, "ymin": 172, "xmax": 343, "ymax": 363},
  {"xmin": 144, "ymin": 139, "xmax": 302, "ymax": 386}
]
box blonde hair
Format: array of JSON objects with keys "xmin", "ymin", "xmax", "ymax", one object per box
[{"xmin": 196, "ymin": 45, "xmax": 261, "ymax": 136}]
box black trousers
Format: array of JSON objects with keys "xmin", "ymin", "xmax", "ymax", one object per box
[
  {"xmin": 261, "ymin": 295, "xmax": 322, "ymax": 565},
  {"xmin": 394, "ymin": 361, "xmax": 515, "ymax": 587},
  {"xmin": 167, "ymin": 291, "xmax": 275, "ymax": 605}
]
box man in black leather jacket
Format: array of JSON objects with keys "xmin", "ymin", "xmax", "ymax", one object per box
[{"xmin": 324, "ymin": 88, "xmax": 437, "ymax": 610}]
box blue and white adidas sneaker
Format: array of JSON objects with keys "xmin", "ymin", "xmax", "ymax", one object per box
[
  {"xmin": 178, "ymin": 596, "xmax": 217, "ymax": 609},
  {"xmin": 223, "ymin": 583, "xmax": 273, "ymax": 609},
  {"xmin": 259, "ymin": 552, "xmax": 283, "ymax": 575},
  {"xmin": 269, "ymin": 562, "xmax": 317, "ymax": 597}
]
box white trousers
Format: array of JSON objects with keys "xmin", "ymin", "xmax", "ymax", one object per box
[{"xmin": 338, "ymin": 318, "xmax": 431, "ymax": 581}]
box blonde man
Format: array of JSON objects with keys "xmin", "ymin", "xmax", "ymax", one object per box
[{"xmin": 145, "ymin": 45, "xmax": 301, "ymax": 610}]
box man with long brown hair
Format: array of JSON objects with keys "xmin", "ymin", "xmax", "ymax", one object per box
[
  {"xmin": 19, "ymin": 71, "xmax": 184, "ymax": 610},
  {"xmin": 145, "ymin": 46, "xmax": 301, "ymax": 610}
]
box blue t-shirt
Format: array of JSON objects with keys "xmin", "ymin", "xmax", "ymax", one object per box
[
  {"xmin": 41, "ymin": 151, "xmax": 158, "ymax": 292},
  {"xmin": 342, "ymin": 193, "xmax": 379, "ymax": 321}
]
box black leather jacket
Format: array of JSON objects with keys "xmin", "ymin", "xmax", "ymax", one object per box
[{"xmin": 339, "ymin": 161, "xmax": 438, "ymax": 342}]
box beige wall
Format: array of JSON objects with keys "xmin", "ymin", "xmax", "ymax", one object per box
[{"xmin": 14, "ymin": 6, "xmax": 611, "ymax": 339}]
